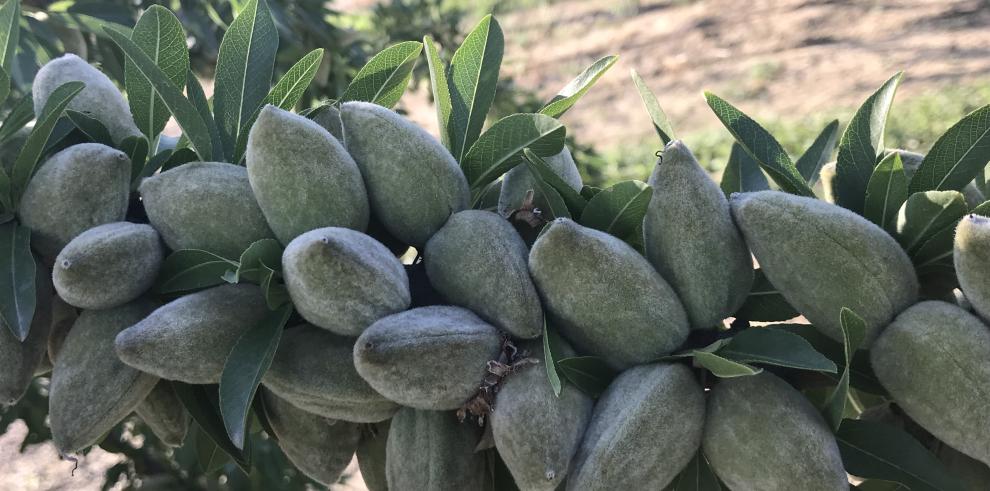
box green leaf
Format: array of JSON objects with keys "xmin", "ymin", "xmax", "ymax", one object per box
[
  {"xmin": 0, "ymin": 92, "xmax": 34, "ymax": 143},
  {"xmin": 720, "ymin": 142, "xmax": 770, "ymax": 197},
  {"xmin": 460, "ymin": 113, "xmax": 565, "ymax": 192},
  {"xmin": 156, "ymin": 249, "xmax": 238, "ymax": 294},
  {"xmin": 522, "ymin": 148, "xmax": 587, "ymax": 217},
  {"xmin": 837, "ymin": 419, "xmax": 965, "ymax": 491},
  {"xmin": 160, "ymin": 147, "xmax": 199, "ymax": 173},
  {"xmin": 0, "ymin": 0, "xmax": 20, "ymax": 73},
  {"xmin": 212, "ymin": 0, "xmax": 278, "ymax": 161},
  {"xmin": 66, "ymin": 110, "xmax": 114, "ymax": 146},
  {"xmin": 341, "ymin": 41, "xmax": 422, "ymax": 109},
  {"xmin": 172, "ymin": 382, "xmax": 251, "ymax": 473},
  {"xmin": 796, "ymin": 119, "xmax": 839, "ymax": 185},
  {"xmin": 895, "ymin": 190, "xmax": 967, "ymax": 255},
  {"xmin": 779, "ymin": 323, "xmax": 887, "ymax": 395},
  {"xmin": 834, "ymin": 73, "xmax": 902, "ymax": 213},
  {"xmin": 448, "ymin": 14, "xmax": 504, "ymax": 162},
  {"xmin": 522, "ymin": 165, "xmax": 570, "ymax": 220},
  {"xmin": 258, "ymin": 264, "xmax": 289, "ymax": 309},
  {"xmin": 0, "ymin": 222, "xmax": 35, "ymax": 341},
  {"xmin": 235, "ymin": 238, "xmax": 282, "ymax": 283},
  {"xmin": 693, "ymin": 351, "xmax": 762, "ymax": 378},
  {"xmin": 424, "ymin": 35, "xmax": 453, "ymax": 150},
  {"xmin": 909, "ymin": 104, "xmax": 990, "ymax": 194},
  {"xmin": 10, "ymin": 81, "xmax": 84, "ymax": 208},
  {"xmin": 580, "ymin": 185, "xmax": 602, "ymax": 200},
  {"xmin": 220, "ymin": 303, "xmax": 292, "ymax": 449},
  {"xmin": 824, "ymin": 307, "xmax": 867, "ymax": 431},
  {"xmin": 184, "ymin": 71, "xmax": 224, "ymax": 161},
  {"xmin": 119, "ymin": 135, "xmax": 149, "ymax": 190},
  {"xmin": 863, "ymin": 153, "xmax": 907, "ymax": 233},
  {"xmin": 556, "ymin": 356, "xmax": 618, "ymax": 398},
  {"xmin": 191, "ymin": 424, "xmax": 232, "ymax": 474},
  {"xmin": 733, "ymin": 268, "xmax": 798, "ymax": 322},
  {"xmin": 630, "ymin": 69, "xmax": 675, "ymax": 144},
  {"xmin": 125, "ymin": 5, "xmax": 189, "ymax": 140},
  {"xmin": 665, "ymin": 450, "xmax": 724, "ymax": 491},
  {"xmin": 705, "ymin": 92, "xmax": 814, "ymax": 197},
  {"xmin": 0, "ymin": 66, "xmax": 9, "ymax": 109},
  {"xmin": 717, "ymin": 328, "xmax": 837, "ymax": 373},
  {"xmin": 103, "ymin": 27, "xmax": 215, "ymax": 161},
  {"xmin": 539, "ymin": 55, "xmax": 618, "ymax": 119},
  {"xmin": 136, "ymin": 148, "xmax": 174, "ymax": 184},
  {"xmin": 579, "ymin": 180, "xmax": 652, "ymax": 242},
  {"xmin": 473, "ymin": 179, "xmax": 502, "ymax": 212},
  {"xmin": 542, "ymin": 321, "xmax": 562, "ymax": 397}
]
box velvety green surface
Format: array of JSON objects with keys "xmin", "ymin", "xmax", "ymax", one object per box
[
  {"xmin": 18, "ymin": 143, "xmax": 131, "ymax": 259},
  {"xmin": 282, "ymin": 227, "xmax": 409, "ymax": 335},
  {"xmin": 644, "ymin": 140, "xmax": 753, "ymax": 329},
  {"xmin": 53, "ymin": 222, "xmax": 163, "ymax": 309},
  {"xmin": 567, "ymin": 363, "xmax": 703, "ymax": 490},
  {"xmin": 262, "ymin": 324, "xmax": 398, "ymax": 423},
  {"xmin": 139, "ymin": 161, "xmax": 274, "ymax": 258},
  {"xmin": 385, "ymin": 408, "xmax": 486, "ymax": 491},
  {"xmin": 246, "ymin": 105, "xmax": 369, "ymax": 244},
  {"xmin": 955, "ymin": 215, "xmax": 990, "ymax": 323},
  {"xmin": 497, "ymin": 147, "xmax": 582, "ymax": 217},
  {"xmin": 340, "ymin": 101, "xmax": 469, "ymax": 246},
  {"xmin": 528, "ymin": 218, "xmax": 689, "ymax": 368},
  {"xmin": 424, "ymin": 210, "xmax": 543, "ymax": 339},
  {"xmin": 115, "ymin": 284, "xmax": 268, "ymax": 384},
  {"xmin": 731, "ymin": 190, "xmax": 918, "ymax": 346},
  {"xmin": 356, "ymin": 420, "xmax": 390, "ymax": 491},
  {"xmin": 134, "ymin": 380, "xmax": 189, "ymax": 447},
  {"xmin": 702, "ymin": 373, "xmax": 847, "ymax": 491},
  {"xmin": 50, "ymin": 300, "xmax": 160, "ymax": 453},
  {"xmin": 354, "ymin": 306, "xmax": 502, "ymax": 410},
  {"xmin": 0, "ymin": 268, "xmax": 53, "ymax": 405},
  {"xmin": 871, "ymin": 301, "xmax": 990, "ymax": 466}
]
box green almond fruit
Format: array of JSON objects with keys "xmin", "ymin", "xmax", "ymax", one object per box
[
  {"xmin": 703, "ymin": 372, "xmax": 847, "ymax": 491},
  {"xmin": 340, "ymin": 101, "xmax": 469, "ymax": 246},
  {"xmin": 262, "ymin": 324, "xmax": 399, "ymax": 423},
  {"xmin": 354, "ymin": 306, "xmax": 502, "ymax": 410},
  {"xmin": 18, "ymin": 143, "xmax": 131, "ymax": 259},
  {"xmin": 261, "ymin": 389, "xmax": 360, "ymax": 486},
  {"xmin": 386, "ymin": 408, "xmax": 487, "ymax": 491},
  {"xmin": 283, "ymin": 227, "xmax": 410, "ymax": 335},
  {"xmin": 357, "ymin": 420, "xmax": 391, "ymax": 491},
  {"xmin": 50, "ymin": 299, "xmax": 160, "ymax": 453},
  {"xmin": 114, "ymin": 284, "xmax": 269, "ymax": 384},
  {"xmin": 135, "ymin": 381, "xmax": 189, "ymax": 447},
  {"xmin": 730, "ymin": 190, "xmax": 918, "ymax": 346},
  {"xmin": 955, "ymin": 215, "xmax": 990, "ymax": 323},
  {"xmin": 528, "ymin": 218, "xmax": 689, "ymax": 368},
  {"xmin": 892, "ymin": 149, "xmax": 985, "ymax": 208},
  {"xmin": 871, "ymin": 300, "xmax": 990, "ymax": 465},
  {"xmin": 492, "ymin": 340, "xmax": 592, "ymax": 491},
  {"xmin": 47, "ymin": 294, "xmax": 77, "ymax": 365},
  {"xmin": 33, "ymin": 54, "xmax": 141, "ymax": 143},
  {"xmin": 309, "ymin": 104, "xmax": 344, "ymax": 142},
  {"xmin": 246, "ymin": 105, "xmax": 370, "ymax": 244},
  {"xmin": 0, "ymin": 267, "xmax": 53, "ymax": 406},
  {"xmin": 424, "ymin": 210, "xmax": 543, "ymax": 339},
  {"xmin": 497, "ymin": 147, "xmax": 582, "ymax": 217},
  {"xmin": 567, "ymin": 363, "xmax": 703, "ymax": 490},
  {"xmin": 139, "ymin": 162, "xmax": 274, "ymax": 258},
  {"xmin": 644, "ymin": 140, "xmax": 753, "ymax": 329},
  {"xmin": 53, "ymin": 222, "xmax": 163, "ymax": 310}
]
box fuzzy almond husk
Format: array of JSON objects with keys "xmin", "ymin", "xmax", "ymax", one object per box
[
  {"xmin": 955, "ymin": 214, "xmax": 990, "ymax": 323},
  {"xmin": 357, "ymin": 420, "xmax": 391, "ymax": 491},
  {"xmin": 497, "ymin": 147, "xmax": 582, "ymax": 217},
  {"xmin": 386, "ymin": 408, "xmax": 487, "ymax": 491},
  {"xmin": 135, "ymin": 381, "xmax": 189, "ymax": 447}
]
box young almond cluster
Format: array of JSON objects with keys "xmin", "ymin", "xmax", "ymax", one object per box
[{"xmin": 2, "ymin": 52, "xmax": 990, "ymax": 491}]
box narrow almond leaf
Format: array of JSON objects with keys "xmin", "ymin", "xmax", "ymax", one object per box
[
  {"xmin": 665, "ymin": 450, "xmax": 724, "ymax": 491},
  {"xmin": 0, "ymin": 92, "xmax": 33, "ymax": 143},
  {"xmin": 0, "ymin": 222, "xmax": 35, "ymax": 341},
  {"xmin": 460, "ymin": 113, "xmax": 565, "ymax": 192},
  {"xmin": 192, "ymin": 424, "xmax": 232, "ymax": 473},
  {"xmin": 220, "ymin": 303, "xmax": 292, "ymax": 449},
  {"xmin": 705, "ymin": 92, "xmax": 815, "ymax": 197},
  {"xmin": 125, "ymin": 5, "xmax": 189, "ymax": 139},
  {"xmin": 542, "ymin": 321, "xmax": 562, "ymax": 397},
  {"xmin": 824, "ymin": 307, "xmax": 867, "ymax": 431},
  {"xmin": 161, "ymin": 147, "xmax": 199, "ymax": 173},
  {"xmin": 720, "ymin": 142, "xmax": 770, "ymax": 197},
  {"xmin": 0, "ymin": 0, "xmax": 20, "ymax": 73},
  {"xmin": 118, "ymin": 135, "xmax": 149, "ymax": 189},
  {"xmin": 539, "ymin": 55, "xmax": 618, "ymax": 118},
  {"xmin": 909, "ymin": 104, "xmax": 990, "ymax": 194},
  {"xmin": 717, "ymin": 328, "xmax": 837, "ymax": 373},
  {"xmin": 235, "ymin": 238, "xmax": 282, "ymax": 283},
  {"xmin": 232, "ymin": 48, "xmax": 326, "ymax": 163},
  {"xmin": 579, "ymin": 180, "xmax": 652, "ymax": 241},
  {"xmin": 631, "ymin": 69, "xmax": 675, "ymax": 144},
  {"xmin": 10, "ymin": 81, "xmax": 84, "ymax": 207},
  {"xmin": 580, "ymin": 185, "xmax": 602, "ymax": 200},
  {"xmin": 896, "ymin": 190, "xmax": 967, "ymax": 255},
  {"xmin": 863, "ymin": 153, "xmax": 907, "ymax": 233},
  {"xmin": 136, "ymin": 148, "xmax": 174, "ymax": 184},
  {"xmin": 424, "ymin": 35, "xmax": 453, "ymax": 150},
  {"xmin": 779, "ymin": 323, "xmax": 887, "ymax": 396},
  {"xmin": 732, "ymin": 268, "xmax": 798, "ymax": 322},
  {"xmin": 0, "ymin": 66, "xmax": 9, "ymax": 109},
  {"xmin": 556, "ymin": 356, "xmax": 618, "ymax": 398},
  {"xmin": 837, "ymin": 419, "xmax": 965, "ymax": 491},
  {"xmin": 523, "ymin": 164, "xmax": 570, "ymax": 221},
  {"xmin": 0, "ymin": 169, "xmax": 9, "ymax": 216},
  {"xmin": 341, "ymin": 41, "xmax": 422, "ymax": 109},
  {"xmin": 185, "ymin": 71, "xmax": 224, "ymax": 161},
  {"xmin": 693, "ymin": 351, "xmax": 762, "ymax": 378},
  {"xmin": 448, "ymin": 14, "xmax": 504, "ymax": 162},
  {"xmin": 835, "ymin": 73, "xmax": 903, "ymax": 213},
  {"xmin": 522, "ymin": 148, "xmax": 587, "ymax": 216},
  {"xmin": 258, "ymin": 263, "xmax": 289, "ymax": 309},
  {"xmin": 212, "ymin": 0, "xmax": 278, "ymax": 161},
  {"xmin": 66, "ymin": 110, "xmax": 114, "ymax": 146},
  {"xmin": 104, "ymin": 28, "xmax": 214, "ymax": 161},
  {"xmin": 796, "ymin": 119, "xmax": 839, "ymax": 185},
  {"xmin": 172, "ymin": 382, "xmax": 251, "ymax": 473},
  {"xmin": 156, "ymin": 249, "xmax": 239, "ymax": 294}
]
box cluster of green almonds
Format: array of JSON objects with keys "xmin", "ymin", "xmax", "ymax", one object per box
[{"xmin": 2, "ymin": 54, "xmax": 990, "ymax": 490}]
